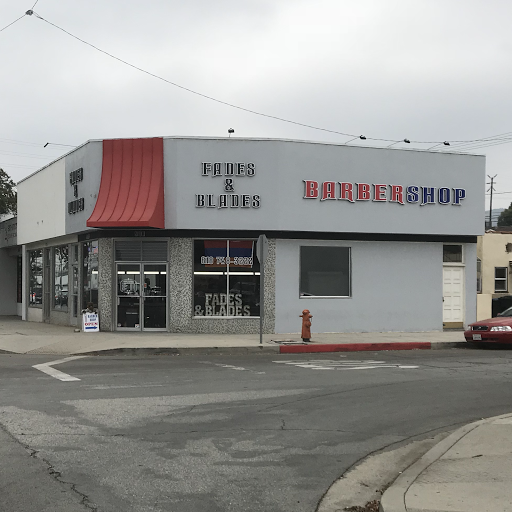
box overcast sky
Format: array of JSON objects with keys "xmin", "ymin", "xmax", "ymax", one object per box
[{"xmin": 1, "ymin": 0, "xmax": 512, "ymax": 210}]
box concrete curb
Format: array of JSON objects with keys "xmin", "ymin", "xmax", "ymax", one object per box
[
  {"xmin": 0, "ymin": 341, "xmax": 470, "ymax": 357},
  {"xmin": 74, "ymin": 345, "xmax": 280, "ymax": 356},
  {"xmin": 279, "ymin": 341, "xmax": 465, "ymax": 354},
  {"xmin": 379, "ymin": 412, "xmax": 512, "ymax": 512}
]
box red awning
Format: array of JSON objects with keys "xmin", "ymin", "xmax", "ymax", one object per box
[{"xmin": 87, "ymin": 138, "xmax": 165, "ymax": 229}]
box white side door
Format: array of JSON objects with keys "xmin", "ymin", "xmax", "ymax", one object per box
[{"xmin": 443, "ymin": 266, "xmax": 464, "ymax": 328}]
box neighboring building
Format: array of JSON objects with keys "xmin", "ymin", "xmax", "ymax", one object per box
[
  {"xmin": 476, "ymin": 228, "xmax": 512, "ymax": 320},
  {"xmin": 0, "ymin": 136, "xmax": 485, "ymax": 333}
]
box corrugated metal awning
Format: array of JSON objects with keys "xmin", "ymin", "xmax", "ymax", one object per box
[{"xmin": 87, "ymin": 138, "xmax": 165, "ymax": 229}]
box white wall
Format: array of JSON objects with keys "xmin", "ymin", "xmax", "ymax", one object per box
[
  {"xmin": 17, "ymin": 159, "xmax": 66, "ymax": 245},
  {"xmin": 464, "ymin": 242, "xmax": 477, "ymax": 326},
  {"xmin": 275, "ymin": 239, "xmax": 445, "ymax": 333}
]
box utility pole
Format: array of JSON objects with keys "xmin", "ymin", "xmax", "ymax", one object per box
[{"xmin": 487, "ymin": 175, "xmax": 497, "ymax": 229}]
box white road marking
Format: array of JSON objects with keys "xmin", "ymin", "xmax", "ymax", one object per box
[
  {"xmin": 201, "ymin": 362, "xmax": 265, "ymax": 374},
  {"xmin": 32, "ymin": 356, "xmax": 87, "ymax": 382},
  {"xmin": 273, "ymin": 359, "xmax": 419, "ymax": 371},
  {"xmin": 83, "ymin": 384, "xmax": 165, "ymax": 390}
]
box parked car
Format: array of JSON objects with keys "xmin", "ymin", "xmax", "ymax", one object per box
[{"xmin": 464, "ymin": 306, "xmax": 512, "ymax": 343}]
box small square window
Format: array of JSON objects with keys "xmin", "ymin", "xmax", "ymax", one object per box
[
  {"xmin": 443, "ymin": 245, "xmax": 462, "ymax": 263},
  {"xmin": 300, "ymin": 246, "xmax": 351, "ymax": 297}
]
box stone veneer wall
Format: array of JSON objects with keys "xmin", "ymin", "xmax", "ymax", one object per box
[
  {"xmin": 98, "ymin": 238, "xmax": 113, "ymax": 331},
  {"xmin": 169, "ymin": 237, "xmax": 276, "ymax": 334}
]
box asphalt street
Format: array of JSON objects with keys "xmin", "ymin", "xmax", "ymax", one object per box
[{"xmin": 1, "ymin": 348, "xmax": 512, "ymax": 512}]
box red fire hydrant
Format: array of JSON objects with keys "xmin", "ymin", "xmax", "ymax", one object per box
[{"xmin": 300, "ymin": 309, "xmax": 313, "ymax": 342}]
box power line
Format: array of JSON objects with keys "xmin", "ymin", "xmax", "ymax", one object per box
[
  {"xmin": 31, "ymin": 12, "xmax": 363, "ymax": 141},
  {"xmin": 24, "ymin": 11, "xmax": 512, "ymax": 148},
  {"xmin": 0, "ymin": 149, "xmax": 59, "ymax": 159},
  {"xmin": 0, "ymin": 13, "xmax": 26, "ymax": 33},
  {"xmin": 446, "ymin": 139, "xmax": 512, "ymax": 153},
  {"xmin": 0, "ymin": 162, "xmax": 39, "ymax": 169},
  {"xmin": 0, "ymin": 137, "xmax": 44, "ymax": 148}
]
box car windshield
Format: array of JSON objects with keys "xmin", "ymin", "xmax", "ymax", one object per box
[{"xmin": 499, "ymin": 307, "xmax": 512, "ymax": 317}]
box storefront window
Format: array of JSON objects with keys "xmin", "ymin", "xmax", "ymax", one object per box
[
  {"xmin": 300, "ymin": 246, "xmax": 351, "ymax": 297},
  {"xmin": 28, "ymin": 249, "xmax": 43, "ymax": 308},
  {"xmin": 17, "ymin": 255, "xmax": 22, "ymax": 303},
  {"xmin": 83, "ymin": 241, "xmax": 99, "ymax": 309},
  {"xmin": 193, "ymin": 240, "xmax": 260, "ymax": 317},
  {"xmin": 54, "ymin": 245, "xmax": 69, "ymax": 311}
]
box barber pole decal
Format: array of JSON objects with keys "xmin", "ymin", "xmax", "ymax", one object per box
[{"xmin": 303, "ymin": 181, "xmax": 466, "ymax": 206}]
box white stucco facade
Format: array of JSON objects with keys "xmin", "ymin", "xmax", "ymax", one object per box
[{"xmin": 2, "ymin": 136, "xmax": 485, "ymax": 333}]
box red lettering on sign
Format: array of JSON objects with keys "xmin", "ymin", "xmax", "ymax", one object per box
[
  {"xmin": 339, "ymin": 182, "xmax": 354, "ymax": 202},
  {"xmin": 390, "ymin": 185, "xmax": 404, "ymax": 205},
  {"xmin": 357, "ymin": 183, "xmax": 371, "ymax": 201},
  {"xmin": 321, "ymin": 181, "xmax": 336, "ymax": 200},
  {"xmin": 304, "ymin": 180, "xmax": 319, "ymax": 198},
  {"xmin": 373, "ymin": 184, "xmax": 387, "ymax": 201}
]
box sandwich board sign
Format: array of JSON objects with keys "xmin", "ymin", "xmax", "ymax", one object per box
[{"xmin": 82, "ymin": 312, "xmax": 99, "ymax": 332}]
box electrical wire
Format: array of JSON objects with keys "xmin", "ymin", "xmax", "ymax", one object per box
[
  {"xmin": 0, "ymin": 13, "xmax": 26, "ymax": 33},
  {"xmin": 446, "ymin": 139, "xmax": 512, "ymax": 153},
  {"xmin": 0, "ymin": 10, "xmax": 504, "ymax": 150},
  {"xmin": 31, "ymin": 12, "xmax": 364, "ymax": 141},
  {"xmin": 0, "ymin": 162, "xmax": 39, "ymax": 169},
  {"xmin": 28, "ymin": 11, "xmax": 512, "ymax": 148},
  {"xmin": 0, "ymin": 137, "xmax": 44, "ymax": 148},
  {"xmin": 0, "ymin": 149, "xmax": 60, "ymax": 159}
]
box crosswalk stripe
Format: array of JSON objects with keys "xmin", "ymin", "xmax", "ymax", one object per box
[{"xmin": 273, "ymin": 359, "xmax": 419, "ymax": 371}]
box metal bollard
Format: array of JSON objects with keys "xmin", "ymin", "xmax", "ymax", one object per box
[{"xmin": 299, "ymin": 309, "xmax": 313, "ymax": 342}]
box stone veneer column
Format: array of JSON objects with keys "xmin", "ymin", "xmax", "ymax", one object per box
[
  {"xmin": 168, "ymin": 237, "xmax": 275, "ymax": 334},
  {"xmin": 262, "ymin": 238, "xmax": 276, "ymax": 334},
  {"xmin": 169, "ymin": 238, "xmax": 194, "ymax": 332},
  {"xmin": 98, "ymin": 238, "xmax": 113, "ymax": 331}
]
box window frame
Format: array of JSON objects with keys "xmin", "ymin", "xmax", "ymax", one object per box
[
  {"xmin": 443, "ymin": 244, "xmax": 464, "ymax": 264},
  {"xmin": 299, "ymin": 245, "xmax": 352, "ymax": 299},
  {"xmin": 53, "ymin": 245, "xmax": 69, "ymax": 312},
  {"xmin": 494, "ymin": 266, "xmax": 508, "ymax": 293},
  {"xmin": 82, "ymin": 240, "xmax": 99, "ymax": 311},
  {"xmin": 28, "ymin": 249, "xmax": 43, "ymax": 309},
  {"xmin": 192, "ymin": 239, "xmax": 261, "ymax": 318}
]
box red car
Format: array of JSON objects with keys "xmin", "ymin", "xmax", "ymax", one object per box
[{"xmin": 465, "ymin": 307, "xmax": 512, "ymax": 343}]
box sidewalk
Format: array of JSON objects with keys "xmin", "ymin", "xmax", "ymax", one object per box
[
  {"xmin": 0, "ymin": 316, "xmax": 466, "ymax": 356},
  {"xmin": 380, "ymin": 413, "xmax": 512, "ymax": 512}
]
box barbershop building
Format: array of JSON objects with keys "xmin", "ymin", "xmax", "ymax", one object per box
[{"xmin": 0, "ymin": 136, "xmax": 484, "ymax": 333}]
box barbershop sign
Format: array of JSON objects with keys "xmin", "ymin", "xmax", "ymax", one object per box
[
  {"xmin": 68, "ymin": 167, "xmax": 85, "ymax": 214},
  {"xmin": 303, "ymin": 181, "xmax": 466, "ymax": 205},
  {"xmin": 196, "ymin": 162, "xmax": 260, "ymax": 209}
]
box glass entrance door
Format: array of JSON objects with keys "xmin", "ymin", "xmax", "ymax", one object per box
[
  {"xmin": 142, "ymin": 264, "xmax": 167, "ymax": 330},
  {"xmin": 117, "ymin": 264, "xmax": 141, "ymax": 329},
  {"xmin": 116, "ymin": 263, "xmax": 167, "ymax": 331}
]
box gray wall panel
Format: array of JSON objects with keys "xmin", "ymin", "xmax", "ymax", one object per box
[
  {"xmin": 165, "ymin": 138, "xmax": 484, "ymax": 236},
  {"xmin": 0, "ymin": 249, "xmax": 17, "ymax": 315},
  {"xmin": 275, "ymin": 239, "xmax": 445, "ymax": 333}
]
